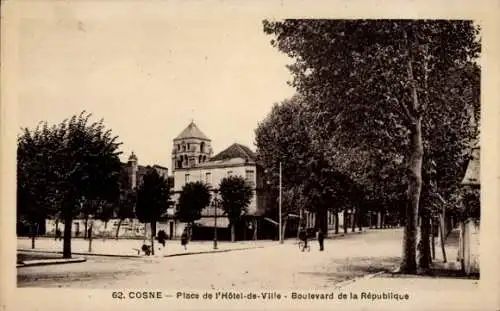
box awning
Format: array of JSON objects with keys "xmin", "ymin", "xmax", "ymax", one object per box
[{"xmin": 263, "ymin": 217, "xmax": 279, "ymax": 226}]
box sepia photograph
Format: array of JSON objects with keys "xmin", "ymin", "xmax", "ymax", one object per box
[{"xmin": 1, "ymin": 1, "xmax": 499, "ymax": 311}]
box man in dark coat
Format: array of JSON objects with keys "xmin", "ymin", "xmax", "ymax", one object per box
[{"xmin": 317, "ymin": 228, "xmax": 325, "ymax": 251}]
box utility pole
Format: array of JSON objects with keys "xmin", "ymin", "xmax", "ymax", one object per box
[
  {"xmin": 213, "ymin": 190, "xmax": 218, "ymax": 250},
  {"xmin": 279, "ymin": 162, "xmax": 283, "ymax": 244}
]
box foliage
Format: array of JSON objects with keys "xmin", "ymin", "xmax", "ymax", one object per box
[
  {"xmin": 263, "ymin": 19, "xmax": 480, "ymax": 272},
  {"xmin": 219, "ymin": 176, "xmax": 254, "ymax": 224},
  {"xmin": 17, "ymin": 111, "xmax": 123, "ymax": 257},
  {"xmin": 117, "ymin": 189, "xmax": 136, "ymax": 221},
  {"xmin": 177, "ymin": 181, "xmax": 211, "ymax": 224},
  {"xmin": 135, "ymin": 168, "xmax": 170, "ymax": 224}
]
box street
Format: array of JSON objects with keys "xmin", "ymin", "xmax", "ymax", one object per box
[{"xmin": 18, "ymin": 229, "xmax": 402, "ymax": 289}]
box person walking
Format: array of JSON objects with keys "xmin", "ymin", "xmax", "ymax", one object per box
[
  {"xmin": 317, "ymin": 228, "xmax": 325, "ymax": 251},
  {"xmin": 55, "ymin": 228, "xmax": 62, "ymax": 241},
  {"xmin": 298, "ymin": 225, "xmax": 308, "ymax": 252},
  {"xmin": 181, "ymin": 231, "xmax": 189, "ymax": 250},
  {"xmin": 157, "ymin": 230, "xmax": 167, "ymax": 247}
]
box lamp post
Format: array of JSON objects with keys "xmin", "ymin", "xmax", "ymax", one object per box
[
  {"xmin": 88, "ymin": 214, "xmax": 93, "ymax": 253},
  {"xmin": 212, "ymin": 189, "xmax": 219, "ymax": 250}
]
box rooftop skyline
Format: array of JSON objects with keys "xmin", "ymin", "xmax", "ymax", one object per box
[{"xmin": 17, "ymin": 3, "xmax": 296, "ymax": 171}]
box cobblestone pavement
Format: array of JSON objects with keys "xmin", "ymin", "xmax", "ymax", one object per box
[{"xmin": 18, "ymin": 229, "xmax": 402, "ymax": 289}]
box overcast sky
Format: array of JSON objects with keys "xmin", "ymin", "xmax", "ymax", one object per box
[{"xmin": 17, "ymin": 3, "xmax": 295, "ymax": 170}]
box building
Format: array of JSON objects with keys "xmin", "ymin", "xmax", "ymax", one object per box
[
  {"xmin": 168, "ymin": 121, "xmax": 268, "ymax": 240},
  {"xmin": 458, "ymin": 142, "xmax": 480, "ymax": 275},
  {"xmin": 44, "ymin": 152, "xmax": 170, "ymax": 239}
]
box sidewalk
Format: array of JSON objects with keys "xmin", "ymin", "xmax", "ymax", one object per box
[
  {"xmin": 17, "ymin": 237, "xmax": 275, "ymax": 258},
  {"xmin": 335, "ymin": 229, "xmax": 482, "ymax": 311}
]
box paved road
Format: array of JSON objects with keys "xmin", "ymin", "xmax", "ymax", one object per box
[{"xmin": 18, "ymin": 229, "xmax": 403, "ymax": 289}]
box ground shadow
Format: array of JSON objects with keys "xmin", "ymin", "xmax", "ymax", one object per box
[{"xmin": 299, "ymin": 256, "xmax": 401, "ymax": 284}]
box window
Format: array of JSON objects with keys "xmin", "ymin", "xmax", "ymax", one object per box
[
  {"xmin": 245, "ymin": 170, "xmax": 255, "ymax": 186},
  {"xmin": 205, "ymin": 172, "xmax": 212, "ymax": 185},
  {"xmin": 185, "ymin": 174, "xmax": 190, "ymax": 183}
]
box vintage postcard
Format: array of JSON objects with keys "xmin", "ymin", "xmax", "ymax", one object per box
[{"xmin": 1, "ymin": 0, "xmax": 499, "ymax": 310}]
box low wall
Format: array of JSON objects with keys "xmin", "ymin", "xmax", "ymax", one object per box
[
  {"xmin": 458, "ymin": 218, "xmax": 480, "ymax": 275},
  {"xmin": 45, "ymin": 219, "xmax": 180, "ymax": 239}
]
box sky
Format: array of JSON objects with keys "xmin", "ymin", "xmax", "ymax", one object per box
[{"xmin": 17, "ymin": 3, "xmax": 296, "ymax": 171}]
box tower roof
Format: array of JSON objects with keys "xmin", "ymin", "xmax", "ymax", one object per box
[
  {"xmin": 210, "ymin": 143, "xmax": 256, "ymax": 162},
  {"xmin": 174, "ymin": 121, "xmax": 210, "ymax": 141},
  {"xmin": 128, "ymin": 151, "xmax": 138, "ymax": 162}
]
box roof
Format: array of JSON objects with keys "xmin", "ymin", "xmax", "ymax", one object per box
[
  {"xmin": 174, "ymin": 121, "xmax": 210, "ymax": 141},
  {"xmin": 153, "ymin": 164, "xmax": 168, "ymax": 171},
  {"xmin": 462, "ymin": 145, "xmax": 480, "ymax": 186},
  {"xmin": 128, "ymin": 152, "xmax": 138, "ymax": 162},
  {"xmin": 210, "ymin": 143, "xmax": 256, "ymax": 162}
]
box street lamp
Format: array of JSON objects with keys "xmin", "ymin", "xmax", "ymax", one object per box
[
  {"xmin": 265, "ymin": 162, "xmax": 283, "ymax": 244},
  {"xmin": 212, "ymin": 189, "xmax": 220, "ymax": 250}
]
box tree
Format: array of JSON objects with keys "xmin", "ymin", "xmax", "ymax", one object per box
[
  {"xmin": 219, "ymin": 176, "xmax": 254, "ymax": 242},
  {"xmin": 136, "ymin": 168, "xmax": 170, "ymax": 255},
  {"xmin": 263, "ymin": 19, "xmax": 480, "ymax": 273},
  {"xmin": 115, "ymin": 189, "xmax": 136, "ymax": 239},
  {"xmin": 177, "ymin": 181, "xmax": 211, "ymax": 230},
  {"xmin": 17, "ymin": 112, "xmax": 122, "ymax": 258},
  {"xmin": 17, "ymin": 122, "xmax": 60, "ymax": 248}
]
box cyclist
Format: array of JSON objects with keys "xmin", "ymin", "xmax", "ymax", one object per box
[{"xmin": 298, "ymin": 225, "xmax": 308, "ymax": 252}]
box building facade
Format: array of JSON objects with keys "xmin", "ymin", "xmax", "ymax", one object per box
[
  {"xmin": 168, "ymin": 122, "xmax": 269, "ymax": 240},
  {"xmin": 45, "ymin": 152, "xmax": 170, "ymax": 238}
]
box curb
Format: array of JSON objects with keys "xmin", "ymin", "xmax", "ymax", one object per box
[
  {"xmin": 163, "ymin": 246, "xmax": 265, "ymax": 258},
  {"xmin": 17, "ymin": 257, "xmax": 86, "ymax": 268},
  {"xmin": 18, "ymin": 249, "xmax": 141, "ymax": 258},
  {"xmin": 18, "ymin": 245, "xmax": 265, "ymax": 259}
]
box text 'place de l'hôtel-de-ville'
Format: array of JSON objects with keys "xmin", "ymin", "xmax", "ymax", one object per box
[{"xmin": 38, "ymin": 121, "xmax": 355, "ymax": 241}]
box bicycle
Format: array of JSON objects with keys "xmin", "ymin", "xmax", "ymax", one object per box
[{"xmin": 298, "ymin": 240, "xmax": 310, "ymax": 252}]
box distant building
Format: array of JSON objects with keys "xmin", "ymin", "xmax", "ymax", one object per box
[
  {"xmin": 123, "ymin": 151, "xmax": 169, "ymax": 190},
  {"xmin": 44, "ymin": 152, "xmax": 170, "ymax": 239},
  {"xmin": 168, "ymin": 122, "xmax": 269, "ymax": 240}
]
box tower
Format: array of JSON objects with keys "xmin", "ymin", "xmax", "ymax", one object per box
[
  {"xmin": 127, "ymin": 151, "xmax": 138, "ymax": 189},
  {"xmin": 172, "ymin": 121, "xmax": 212, "ymax": 171}
]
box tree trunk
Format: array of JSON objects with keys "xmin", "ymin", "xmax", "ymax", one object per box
[
  {"xmin": 231, "ymin": 223, "xmax": 235, "ymax": 242},
  {"xmin": 150, "ymin": 221, "xmax": 155, "ymax": 256},
  {"xmin": 253, "ymin": 219, "xmax": 258, "ymax": 240},
  {"xmin": 343, "ymin": 209, "xmax": 348, "ymax": 234},
  {"xmin": 431, "ymin": 217, "xmax": 436, "ymax": 260},
  {"xmin": 400, "ymin": 119, "xmax": 424, "ymax": 274},
  {"xmin": 84, "ymin": 217, "xmax": 88, "ymax": 239},
  {"xmin": 358, "ymin": 208, "xmax": 363, "ymax": 232},
  {"xmin": 88, "ymin": 223, "xmax": 93, "ymax": 253},
  {"xmin": 351, "ymin": 208, "xmax": 356, "ymax": 233},
  {"xmin": 282, "ymin": 217, "xmax": 288, "ymax": 240},
  {"xmin": 419, "ymin": 210, "xmax": 432, "ymax": 269},
  {"xmin": 334, "ymin": 212, "xmax": 339, "ymax": 234},
  {"xmin": 31, "ymin": 223, "xmax": 36, "ymax": 249},
  {"xmin": 439, "ymin": 214, "xmax": 447, "ymax": 263},
  {"xmin": 55, "ymin": 219, "xmax": 59, "ymax": 232},
  {"xmin": 143, "ymin": 223, "xmax": 147, "ymax": 245},
  {"xmin": 115, "ymin": 219, "xmax": 123, "ymax": 240},
  {"xmin": 63, "ymin": 204, "xmax": 73, "ymax": 259}
]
